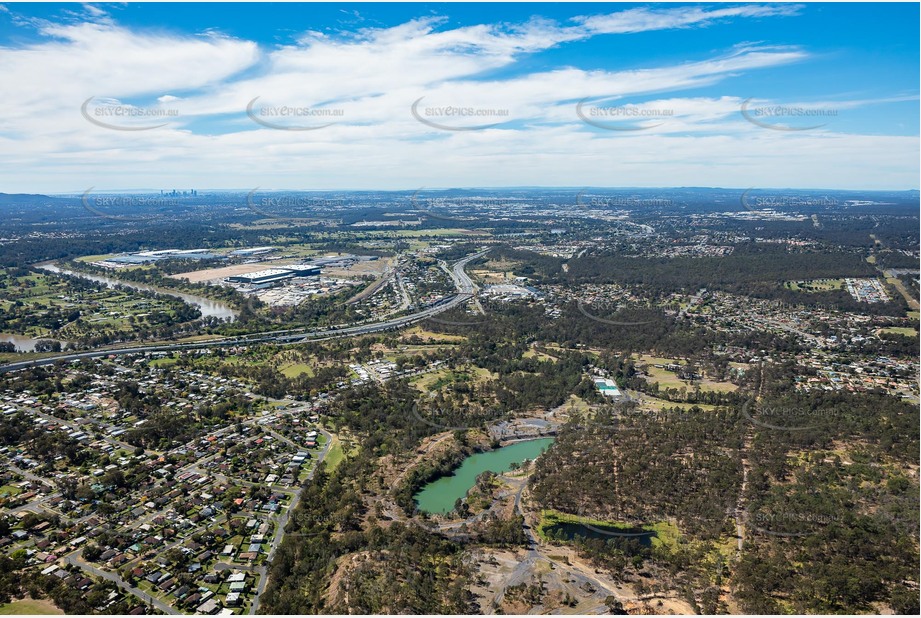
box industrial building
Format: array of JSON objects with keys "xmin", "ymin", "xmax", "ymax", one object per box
[
  {"xmin": 309, "ymin": 254, "xmax": 379, "ymax": 268},
  {"xmin": 225, "ymin": 264, "xmax": 321, "ymax": 289},
  {"xmin": 482, "ymin": 283, "xmax": 539, "ymax": 301},
  {"xmin": 283, "ymin": 264, "xmax": 323, "ymax": 277},
  {"xmin": 224, "ymin": 255, "xmax": 374, "ymax": 289},
  {"xmin": 230, "ymin": 246, "xmax": 275, "ymax": 257},
  {"xmin": 102, "ymin": 248, "xmax": 219, "ymax": 265}
]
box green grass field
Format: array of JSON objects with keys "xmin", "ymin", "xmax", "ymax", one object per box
[
  {"xmin": 784, "ymin": 278, "xmax": 844, "ymax": 292},
  {"xmin": 643, "ymin": 366, "xmax": 688, "ymax": 389},
  {"xmin": 148, "ymin": 357, "xmax": 178, "ymax": 367},
  {"xmin": 279, "ymin": 362, "xmax": 315, "ymax": 378},
  {"xmin": 635, "ymin": 354, "xmax": 736, "ymax": 393},
  {"xmin": 636, "ymin": 354, "xmax": 685, "ymax": 366},
  {"xmin": 323, "ymin": 434, "xmax": 345, "ymax": 472},
  {"xmin": 0, "ymin": 485, "xmax": 23, "ymax": 497},
  {"xmin": 412, "ymin": 366, "xmax": 493, "ymax": 392},
  {"xmin": 879, "ymin": 326, "xmax": 918, "ymax": 337},
  {"xmin": 0, "ymin": 599, "xmax": 63, "ymax": 615}
]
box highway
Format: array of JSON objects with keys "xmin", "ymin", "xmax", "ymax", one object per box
[
  {"xmin": 0, "ymin": 251, "xmax": 488, "ymax": 375},
  {"xmin": 0, "ymin": 251, "xmax": 488, "ymax": 613},
  {"xmin": 430, "ymin": 249, "xmax": 489, "ymax": 323},
  {"xmin": 445, "ymin": 249, "xmax": 488, "ymax": 296}
]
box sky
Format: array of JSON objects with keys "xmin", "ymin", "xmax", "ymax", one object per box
[{"xmin": 0, "ymin": 1, "xmax": 918, "ymax": 193}]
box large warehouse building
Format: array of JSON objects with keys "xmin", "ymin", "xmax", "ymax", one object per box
[
  {"xmin": 226, "ymin": 264, "xmax": 321, "ymax": 288},
  {"xmin": 283, "ymin": 264, "xmax": 323, "ymax": 277}
]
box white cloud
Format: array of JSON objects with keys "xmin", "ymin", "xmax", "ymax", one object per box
[
  {"xmin": 0, "ymin": 4, "xmax": 915, "ymax": 192},
  {"xmin": 0, "ymin": 21, "xmax": 258, "ymax": 136},
  {"xmin": 576, "ymin": 4, "xmax": 803, "ymax": 34}
]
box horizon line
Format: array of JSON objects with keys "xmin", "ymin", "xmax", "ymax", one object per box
[{"xmin": 17, "ymin": 186, "xmax": 921, "ymax": 196}]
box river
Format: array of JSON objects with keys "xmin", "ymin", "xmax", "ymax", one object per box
[
  {"xmin": 36, "ymin": 263, "xmax": 237, "ymax": 322},
  {"xmin": 414, "ymin": 437, "xmax": 555, "ymax": 514},
  {"xmin": 0, "ymin": 333, "xmax": 65, "ymax": 353}
]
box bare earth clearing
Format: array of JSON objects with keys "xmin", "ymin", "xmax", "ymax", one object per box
[{"xmin": 168, "ymin": 261, "xmax": 283, "ymax": 283}]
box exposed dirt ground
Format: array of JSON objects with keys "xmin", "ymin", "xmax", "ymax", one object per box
[
  {"xmin": 326, "ymin": 426, "xmax": 698, "ymax": 615},
  {"xmin": 170, "ymin": 257, "xmax": 390, "ymax": 284},
  {"xmin": 168, "ymin": 261, "xmax": 282, "ymax": 282}
]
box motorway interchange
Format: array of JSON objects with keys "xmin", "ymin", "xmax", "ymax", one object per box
[{"xmin": 0, "ymin": 250, "xmax": 489, "ymax": 375}]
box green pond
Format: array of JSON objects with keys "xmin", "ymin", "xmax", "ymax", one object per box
[
  {"xmin": 414, "ymin": 438, "xmax": 555, "ymax": 514},
  {"xmin": 544, "ymin": 521, "xmax": 654, "ymax": 546}
]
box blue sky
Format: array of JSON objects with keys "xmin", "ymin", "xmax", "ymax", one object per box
[{"xmin": 0, "ymin": 2, "xmax": 918, "ymax": 192}]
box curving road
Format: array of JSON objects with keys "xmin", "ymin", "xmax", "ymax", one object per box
[
  {"xmin": 0, "ymin": 252, "xmax": 488, "ymax": 375},
  {"xmin": 65, "ymin": 551, "xmax": 179, "ymax": 615},
  {"xmin": 248, "ymin": 428, "xmax": 332, "ymax": 615}
]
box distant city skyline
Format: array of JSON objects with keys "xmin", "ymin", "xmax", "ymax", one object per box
[
  {"xmin": 0, "ymin": 2, "xmax": 918, "ymax": 192},
  {"xmin": 42, "ymin": 185, "xmax": 921, "ymax": 197}
]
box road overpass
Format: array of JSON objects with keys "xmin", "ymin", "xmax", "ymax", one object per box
[{"xmin": 0, "ymin": 251, "xmax": 487, "ymax": 374}]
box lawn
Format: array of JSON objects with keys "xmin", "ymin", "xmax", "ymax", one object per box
[
  {"xmin": 0, "ymin": 599, "xmax": 63, "ymax": 615},
  {"xmin": 643, "ymin": 366, "xmax": 687, "ymax": 390},
  {"xmin": 879, "ymin": 326, "xmax": 918, "ymax": 337},
  {"xmin": 0, "ymin": 351, "xmax": 57, "ymax": 364},
  {"xmin": 412, "ymin": 367, "xmax": 493, "ymax": 393},
  {"xmin": 635, "ymin": 354, "xmax": 736, "ymax": 393},
  {"xmin": 470, "ymin": 366, "xmax": 496, "ymax": 381},
  {"xmin": 635, "ymin": 354, "xmax": 685, "ymax": 367},
  {"xmin": 696, "ymin": 378, "xmax": 739, "ymax": 393},
  {"xmin": 784, "ymin": 278, "xmax": 844, "ymax": 292},
  {"xmin": 148, "ymin": 357, "xmax": 178, "ymax": 368},
  {"xmin": 279, "ymin": 362, "xmax": 315, "ymax": 378},
  {"xmin": 637, "ymin": 394, "xmax": 717, "ymax": 412},
  {"xmin": 262, "ymin": 245, "xmax": 320, "ymax": 258},
  {"xmin": 173, "ymin": 334, "xmax": 226, "ymax": 343},
  {"xmin": 411, "ymin": 368, "xmax": 452, "ymax": 392},
  {"xmin": 323, "ymin": 434, "xmax": 345, "ymax": 472},
  {"xmin": 886, "ymin": 277, "xmax": 921, "ymax": 311}
]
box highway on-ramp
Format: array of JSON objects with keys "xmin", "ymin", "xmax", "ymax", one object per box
[{"xmin": 0, "ymin": 251, "xmax": 489, "ymax": 375}]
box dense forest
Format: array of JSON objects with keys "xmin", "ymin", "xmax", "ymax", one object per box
[
  {"xmin": 528, "ymin": 385, "xmax": 919, "ymax": 614},
  {"xmin": 260, "ymin": 382, "xmax": 479, "ymax": 614}
]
